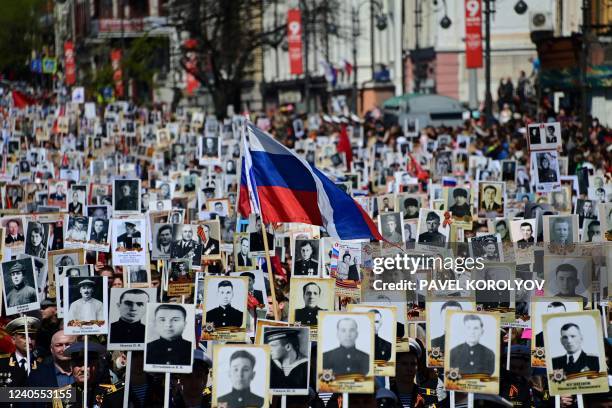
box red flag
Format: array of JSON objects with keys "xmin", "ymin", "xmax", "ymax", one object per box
[
  {"xmin": 337, "ymin": 123, "xmax": 352, "ymax": 170},
  {"xmin": 11, "ymin": 91, "xmax": 35, "ymax": 109}
]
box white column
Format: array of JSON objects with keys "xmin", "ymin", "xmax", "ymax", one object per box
[
  {"xmin": 393, "ymin": 0, "xmax": 403, "ymax": 95},
  {"xmin": 150, "ymin": 0, "xmax": 159, "ymax": 17}
]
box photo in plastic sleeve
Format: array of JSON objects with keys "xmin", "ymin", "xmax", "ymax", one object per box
[
  {"xmin": 543, "ymin": 310, "xmax": 608, "ymax": 396},
  {"xmin": 527, "ymin": 122, "xmax": 561, "ymax": 151},
  {"xmin": 1, "ymin": 257, "xmax": 40, "ymax": 315},
  {"xmin": 144, "ymin": 303, "xmax": 195, "ymax": 373},
  {"xmin": 347, "ymin": 304, "xmax": 396, "ymax": 376},
  {"xmin": 444, "ymin": 311, "xmax": 500, "ymax": 395},
  {"xmin": 63, "ymin": 275, "xmax": 108, "ymax": 335},
  {"xmin": 212, "ymin": 344, "xmax": 270, "ymax": 407},
  {"xmin": 530, "ymin": 298, "xmax": 582, "ymax": 368},
  {"xmin": 531, "ymin": 150, "xmax": 561, "ymax": 193},
  {"xmin": 201, "ymin": 276, "xmax": 248, "ymax": 341},
  {"xmin": 261, "ymin": 326, "xmax": 310, "ymax": 395},
  {"xmin": 113, "ymin": 179, "xmax": 141, "ymax": 213},
  {"xmin": 288, "ymin": 278, "xmax": 336, "ymax": 341},
  {"xmin": 316, "ymin": 311, "xmax": 375, "ymax": 394},
  {"xmin": 108, "ymin": 287, "xmax": 157, "ymax": 350},
  {"xmin": 111, "ymin": 218, "xmax": 146, "ymax": 266},
  {"xmin": 426, "ymin": 298, "xmax": 475, "ymax": 368}
]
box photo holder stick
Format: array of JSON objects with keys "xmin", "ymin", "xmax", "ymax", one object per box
[
  {"xmin": 506, "ymin": 328, "xmax": 512, "ymax": 370},
  {"xmin": 84, "ymin": 335, "xmax": 89, "ymax": 408},
  {"xmin": 22, "ymin": 313, "xmax": 31, "ymax": 372},
  {"xmin": 261, "ymin": 221, "xmax": 280, "ymax": 320}
]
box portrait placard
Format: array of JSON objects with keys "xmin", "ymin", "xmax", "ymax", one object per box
[
  {"xmin": 63, "ymin": 276, "xmax": 108, "ymax": 335},
  {"xmin": 108, "ymin": 287, "xmax": 157, "ymax": 350},
  {"xmin": 426, "ymin": 298, "xmax": 475, "ymax": 368},
  {"xmin": 1, "ymin": 257, "xmax": 40, "ymax": 315},
  {"xmin": 288, "ymin": 278, "xmax": 336, "ymax": 341},
  {"xmin": 262, "ymin": 326, "xmax": 310, "ymax": 395},
  {"xmin": 201, "ymin": 276, "xmax": 248, "ymax": 341}
]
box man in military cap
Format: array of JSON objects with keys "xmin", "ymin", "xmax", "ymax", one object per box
[
  {"xmin": 4, "ymin": 261, "xmax": 37, "ymax": 308},
  {"xmin": 0, "ymin": 316, "xmax": 40, "ymax": 387},
  {"xmin": 293, "ymin": 241, "xmax": 319, "ymax": 276},
  {"xmin": 264, "ymin": 328, "xmax": 308, "ymax": 390},
  {"xmin": 206, "ymin": 280, "xmax": 244, "ymax": 328},
  {"xmin": 449, "ymin": 314, "xmax": 495, "ymax": 375},
  {"xmin": 115, "ymin": 181, "xmax": 138, "ymax": 211},
  {"xmin": 481, "ymin": 236, "xmax": 500, "ymax": 261},
  {"xmin": 65, "ymin": 217, "xmax": 88, "ymax": 242},
  {"xmin": 67, "ymin": 279, "xmax": 104, "ymax": 322},
  {"xmin": 418, "ymin": 211, "xmax": 445, "ymax": 246},
  {"xmin": 218, "ymin": 350, "xmax": 265, "ymax": 407},
  {"xmin": 294, "ymin": 282, "xmax": 327, "ymax": 326},
  {"xmin": 64, "ymin": 341, "xmax": 110, "ymax": 408},
  {"xmin": 109, "ymin": 289, "xmax": 149, "ymax": 344},
  {"xmin": 371, "ymin": 309, "xmax": 392, "ymax": 361},
  {"xmin": 323, "ymin": 318, "xmax": 370, "ymax": 375},
  {"xmin": 146, "ymin": 304, "xmax": 192, "ymax": 366},
  {"xmin": 116, "ymin": 221, "xmax": 141, "ymax": 250}
]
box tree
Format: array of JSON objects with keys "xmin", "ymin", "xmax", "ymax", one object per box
[{"xmin": 169, "ymin": 0, "xmax": 343, "ymax": 117}]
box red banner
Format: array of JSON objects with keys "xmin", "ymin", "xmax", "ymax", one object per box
[
  {"xmin": 464, "ymin": 0, "xmax": 483, "ymax": 69},
  {"xmin": 287, "ymin": 9, "xmax": 303, "ymax": 75},
  {"xmin": 64, "ymin": 41, "xmax": 76, "ymax": 86},
  {"xmin": 110, "ymin": 49, "xmax": 123, "ymax": 97}
]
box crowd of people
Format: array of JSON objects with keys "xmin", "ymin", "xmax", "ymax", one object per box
[{"xmin": 0, "ymin": 80, "xmax": 610, "ymax": 408}]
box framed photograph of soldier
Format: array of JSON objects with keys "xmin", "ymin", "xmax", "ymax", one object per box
[
  {"xmin": 477, "ymin": 181, "xmax": 505, "ymax": 218},
  {"xmin": 234, "ymin": 232, "xmax": 255, "ymax": 271},
  {"xmin": 198, "ymin": 220, "xmax": 221, "ymax": 260},
  {"xmin": 316, "ymin": 311, "xmax": 375, "ymax": 393},
  {"xmin": 425, "ymin": 298, "xmax": 475, "ymax": 368},
  {"xmin": 47, "ymin": 248, "xmax": 85, "ymax": 299},
  {"xmin": 347, "ymin": 304, "xmax": 397, "ymax": 376},
  {"xmin": 292, "ymin": 239, "xmax": 321, "ymax": 277},
  {"xmin": 378, "ymin": 212, "xmax": 405, "ymax": 245},
  {"xmin": 63, "ymin": 215, "xmax": 89, "ymax": 248},
  {"xmin": 1, "ymin": 216, "xmax": 26, "ymax": 251},
  {"xmin": 544, "ymin": 255, "xmax": 592, "ymax": 304},
  {"xmin": 1, "ymin": 257, "xmax": 40, "ymax": 315},
  {"xmin": 543, "ymin": 215, "xmax": 579, "ymax": 245},
  {"xmin": 63, "ymin": 276, "xmax": 108, "ymax": 335},
  {"xmin": 416, "ymin": 209, "xmax": 449, "ymax": 248},
  {"xmin": 169, "ymin": 223, "xmax": 203, "ymax": 267},
  {"xmin": 288, "ymin": 278, "xmax": 335, "ymax": 341},
  {"xmin": 85, "ymin": 217, "xmax": 110, "ymax": 251},
  {"xmin": 261, "ymin": 326, "xmax": 311, "ymax": 395},
  {"xmin": 108, "ymin": 287, "xmax": 157, "ymax": 350},
  {"xmin": 443, "ymin": 311, "xmax": 501, "ymax": 395},
  {"xmin": 530, "ymin": 298, "xmax": 583, "ymax": 367},
  {"xmin": 67, "ymin": 185, "xmax": 86, "ymax": 215},
  {"xmin": 254, "ymin": 319, "xmax": 290, "ymax": 344},
  {"xmin": 167, "ymin": 258, "xmax": 194, "ymax": 297},
  {"xmin": 201, "ymin": 275, "xmax": 248, "ymax": 341},
  {"xmin": 543, "ymin": 310, "xmax": 608, "ymax": 396},
  {"xmin": 531, "ymin": 151, "xmax": 561, "ymax": 193},
  {"xmin": 212, "ymin": 344, "xmax": 270, "ymax": 407},
  {"xmin": 111, "ymin": 218, "xmax": 146, "ymax": 266},
  {"xmin": 468, "ymin": 234, "xmax": 503, "ymax": 262},
  {"xmin": 444, "ymin": 187, "xmax": 472, "ymax": 228},
  {"xmin": 581, "ymin": 218, "xmax": 602, "ymax": 243},
  {"xmin": 528, "ymin": 121, "xmax": 561, "ymax": 148},
  {"xmin": 510, "ymin": 218, "xmax": 537, "ymax": 248},
  {"xmin": 112, "ymin": 179, "xmax": 141, "ymax": 213},
  {"xmin": 23, "ymin": 220, "xmax": 49, "ymax": 259},
  {"xmin": 47, "ymin": 179, "xmax": 68, "ymax": 209},
  {"xmin": 144, "ymin": 303, "xmax": 195, "ymax": 373}
]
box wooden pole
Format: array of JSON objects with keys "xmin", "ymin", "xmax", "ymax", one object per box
[
  {"xmin": 23, "ymin": 314, "xmax": 31, "ymax": 373},
  {"xmin": 261, "ymin": 222, "xmax": 280, "ymax": 320}
]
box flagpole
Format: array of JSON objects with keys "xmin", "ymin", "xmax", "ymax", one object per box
[{"xmin": 261, "ymin": 222, "xmax": 280, "ymax": 321}]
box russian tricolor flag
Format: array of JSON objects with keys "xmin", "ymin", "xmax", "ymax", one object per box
[{"xmin": 239, "ymin": 122, "xmax": 382, "ymax": 241}]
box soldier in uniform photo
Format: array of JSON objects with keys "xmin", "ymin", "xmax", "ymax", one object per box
[
  {"xmin": 552, "ymin": 263, "xmax": 587, "ymax": 303},
  {"xmin": 4, "ymin": 261, "xmax": 37, "ymax": 307},
  {"xmin": 431, "ymin": 301, "xmax": 463, "ymax": 350},
  {"xmin": 551, "ymin": 323, "xmax": 599, "ymax": 374},
  {"xmin": 89, "ymin": 218, "xmax": 109, "ymax": 244},
  {"xmin": 381, "ymin": 214, "xmax": 403, "ymax": 244},
  {"xmin": 200, "ymin": 224, "xmax": 219, "ymax": 257},
  {"xmin": 171, "ymin": 224, "xmax": 203, "ymax": 263},
  {"xmin": 537, "ymin": 153, "xmax": 558, "ymax": 183},
  {"xmin": 265, "ymin": 328, "xmax": 308, "ymax": 390},
  {"xmin": 217, "ymin": 350, "xmax": 265, "ymax": 407},
  {"xmin": 449, "ymin": 314, "xmax": 495, "ymax": 375},
  {"xmin": 146, "ymin": 304, "xmax": 192, "ymax": 366},
  {"xmin": 322, "ymin": 318, "xmax": 370, "ymax": 375},
  {"xmin": 293, "ymin": 241, "xmax": 319, "ymax": 276},
  {"xmin": 294, "ymin": 282, "xmax": 326, "ymax": 326},
  {"xmin": 116, "ymin": 221, "xmax": 141, "ymax": 250},
  {"xmin": 0, "ymin": 317, "xmax": 40, "ymax": 387},
  {"xmin": 517, "ymin": 222, "xmax": 535, "ymax": 247},
  {"xmin": 418, "ymin": 211, "xmax": 445, "ymax": 246},
  {"xmin": 237, "ymin": 237, "xmax": 252, "ymax": 267},
  {"xmin": 5, "ymin": 219, "xmax": 24, "ymax": 245},
  {"xmin": 115, "ymin": 180, "xmax": 139, "ymax": 211},
  {"xmin": 110, "ymin": 289, "xmax": 150, "ymax": 344},
  {"xmin": 371, "ymin": 309, "xmax": 391, "ymax": 361},
  {"xmin": 206, "ymin": 280, "xmax": 244, "ymax": 328},
  {"xmin": 449, "ymin": 188, "xmax": 471, "ymax": 218}
]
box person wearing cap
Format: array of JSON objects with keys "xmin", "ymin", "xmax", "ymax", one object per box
[
  {"xmin": 322, "ymin": 318, "xmax": 370, "ymax": 376},
  {"xmin": 5, "ymin": 261, "xmax": 37, "ymax": 308},
  {"xmin": 67, "ymin": 279, "xmax": 104, "ymax": 322},
  {"xmin": 116, "ymin": 221, "xmax": 141, "ymax": 250},
  {"xmin": 265, "ymin": 328, "xmax": 308, "ymax": 390},
  {"xmin": 218, "ymin": 350, "xmax": 265, "ymax": 407},
  {"xmin": 116, "ymin": 181, "xmax": 138, "ymax": 211},
  {"xmin": 65, "ymin": 217, "xmax": 88, "ymax": 242},
  {"xmin": 449, "ymin": 314, "xmax": 495, "ymax": 376},
  {"xmin": 240, "ymin": 272, "xmax": 264, "ymax": 306},
  {"xmin": 418, "ymin": 211, "xmax": 445, "ymax": 246},
  {"xmin": 146, "ymin": 304, "xmax": 191, "ymax": 366},
  {"xmin": 403, "ymin": 197, "xmax": 419, "ymax": 219},
  {"xmin": 27, "ymin": 329, "xmax": 77, "ymax": 388},
  {"xmin": 206, "ymin": 280, "xmax": 244, "ymax": 328},
  {"xmin": 64, "ymin": 341, "xmax": 110, "ymax": 408},
  {"xmin": 449, "ymin": 188, "xmax": 471, "ymax": 218},
  {"xmin": 0, "ymin": 316, "xmax": 40, "ymax": 387},
  {"xmin": 109, "ymin": 289, "xmax": 149, "ymax": 344}
]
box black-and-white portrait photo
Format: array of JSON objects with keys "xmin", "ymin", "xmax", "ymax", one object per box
[
  {"xmin": 289, "ymin": 278, "xmax": 335, "ymax": 328},
  {"xmin": 501, "ymin": 160, "xmax": 516, "ymax": 182},
  {"xmin": 446, "ymin": 187, "xmax": 472, "ymax": 221},
  {"xmin": 544, "ymin": 215, "xmax": 579, "ymax": 245},
  {"xmin": 87, "ymin": 218, "xmax": 109, "ymax": 247},
  {"xmin": 478, "ymin": 182, "xmax": 505, "ymax": 218},
  {"xmin": 435, "ymin": 151, "xmax": 453, "ymax": 175},
  {"xmin": 473, "ymin": 263, "xmax": 513, "ymax": 308},
  {"xmin": 3, "ymin": 217, "xmax": 25, "ymax": 248},
  {"xmin": 400, "ymin": 196, "xmax": 420, "ymax": 219},
  {"xmin": 379, "ymin": 212, "xmax": 404, "ymax": 245},
  {"xmin": 426, "ymin": 299, "xmax": 474, "ymax": 367},
  {"xmin": 203, "ymin": 276, "xmax": 247, "ymax": 330},
  {"xmin": 68, "ymin": 187, "xmax": 86, "ymax": 215},
  {"xmin": 292, "ymin": 239, "xmax": 320, "ymax": 277},
  {"xmin": 234, "ymin": 233, "xmax": 253, "ymax": 271},
  {"xmin": 469, "ymin": 234, "xmax": 502, "ymax": 262},
  {"xmin": 533, "ymin": 151, "xmax": 560, "ymax": 188},
  {"xmin": 201, "ymin": 136, "xmax": 220, "ymax": 159},
  {"xmin": 63, "ymin": 276, "xmax": 108, "ymax": 335},
  {"xmin": 151, "ymin": 223, "xmax": 173, "ymax": 259},
  {"xmin": 544, "ymin": 256, "xmax": 591, "ymax": 303},
  {"xmin": 528, "ymin": 122, "xmax": 561, "ymax": 150},
  {"xmin": 263, "ymin": 326, "xmax": 310, "ymax": 394},
  {"xmin": 575, "ymin": 199, "xmax": 596, "ymax": 228},
  {"xmin": 511, "ymin": 219, "xmax": 537, "ymax": 248},
  {"xmin": 108, "ymin": 287, "xmax": 157, "ymax": 349},
  {"xmin": 64, "ymin": 215, "xmax": 89, "ymax": 246},
  {"xmin": 582, "ymin": 219, "xmax": 601, "ymax": 243},
  {"xmin": 170, "ymin": 224, "xmax": 204, "ymax": 266},
  {"xmin": 24, "ymin": 221, "xmax": 49, "ymax": 259},
  {"xmin": 416, "ymin": 209, "xmax": 449, "ymax": 247},
  {"xmin": 199, "ymin": 221, "xmax": 221, "ymax": 260},
  {"xmin": 1, "ymin": 258, "xmax": 40, "ymax": 315},
  {"xmin": 348, "ymin": 304, "xmax": 396, "ymax": 375},
  {"xmin": 144, "ymin": 303, "xmax": 195, "ymax": 372},
  {"xmin": 213, "ymin": 345, "xmax": 270, "ymax": 407},
  {"xmin": 111, "ymin": 219, "xmax": 146, "ymax": 266},
  {"xmin": 113, "ymin": 179, "xmax": 141, "ymax": 212}
]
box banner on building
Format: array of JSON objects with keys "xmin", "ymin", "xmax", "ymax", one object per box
[
  {"xmin": 287, "ymin": 9, "xmax": 303, "ymax": 76},
  {"xmin": 64, "ymin": 41, "xmax": 76, "ymax": 86},
  {"xmin": 464, "ymin": 0, "xmax": 483, "ymax": 69},
  {"xmin": 110, "ymin": 49, "xmax": 123, "ymax": 98}
]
